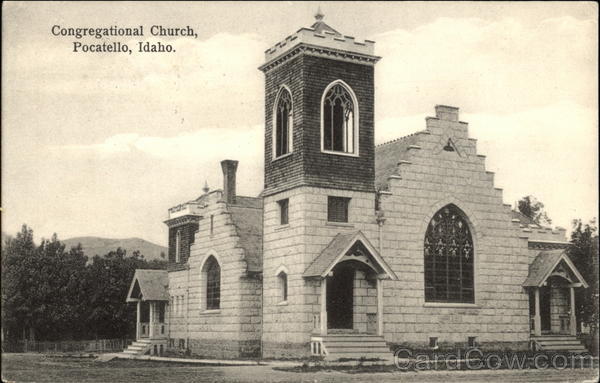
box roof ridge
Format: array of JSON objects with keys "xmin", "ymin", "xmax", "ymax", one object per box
[{"xmin": 376, "ymin": 130, "xmax": 426, "ymax": 148}]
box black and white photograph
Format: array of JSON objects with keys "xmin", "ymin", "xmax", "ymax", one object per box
[{"xmin": 1, "ymin": 1, "xmax": 598, "ymax": 382}]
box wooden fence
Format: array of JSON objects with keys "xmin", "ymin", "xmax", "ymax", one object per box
[{"xmin": 2, "ymin": 338, "xmax": 129, "ymax": 353}]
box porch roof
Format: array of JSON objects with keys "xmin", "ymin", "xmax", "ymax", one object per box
[
  {"xmin": 303, "ymin": 230, "xmax": 398, "ymax": 280},
  {"xmin": 522, "ymin": 250, "xmax": 588, "ymax": 288},
  {"xmin": 126, "ymin": 269, "xmax": 169, "ymax": 302}
]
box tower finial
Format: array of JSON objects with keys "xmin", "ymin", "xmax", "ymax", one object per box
[
  {"xmin": 202, "ymin": 180, "xmax": 209, "ymax": 194},
  {"xmin": 315, "ymin": 6, "xmax": 324, "ymax": 21}
]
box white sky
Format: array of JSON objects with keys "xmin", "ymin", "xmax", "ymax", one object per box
[{"xmin": 2, "ymin": 1, "xmax": 598, "ymax": 245}]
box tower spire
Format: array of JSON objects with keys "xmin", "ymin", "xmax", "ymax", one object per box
[
  {"xmin": 202, "ymin": 180, "xmax": 210, "ymax": 194},
  {"xmin": 314, "ymin": 6, "xmax": 324, "ymax": 21}
]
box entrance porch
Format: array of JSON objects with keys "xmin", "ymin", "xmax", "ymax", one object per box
[
  {"xmin": 125, "ymin": 269, "xmax": 170, "ymax": 355},
  {"xmin": 524, "ymin": 250, "xmax": 588, "ymax": 350},
  {"xmin": 303, "ymin": 231, "xmax": 397, "ymax": 359}
]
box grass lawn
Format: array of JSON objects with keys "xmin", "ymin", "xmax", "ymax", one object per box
[{"xmin": 2, "ymin": 353, "xmax": 599, "ymax": 383}]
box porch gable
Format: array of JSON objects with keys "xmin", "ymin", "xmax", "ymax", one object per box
[
  {"xmin": 523, "ymin": 250, "xmax": 589, "ymax": 288},
  {"xmin": 126, "ymin": 269, "xmax": 170, "ymax": 302},
  {"xmin": 303, "ymin": 230, "xmax": 398, "ymax": 280}
]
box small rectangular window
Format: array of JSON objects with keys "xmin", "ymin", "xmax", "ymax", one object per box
[
  {"xmin": 429, "ymin": 337, "xmax": 438, "ymax": 349},
  {"xmin": 327, "ymin": 196, "xmax": 350, "ymax": 223},
  {"xmin": 175, "ymin": 230, "xmax": 181, "ymax": 263},
  {"xmin": 468, "ymin": 336, "xmax": 477, "ymax": 348},
  {"xmin": 278, "ymin": 199, "xmax": 289, "ymax": 225},
  {"xmin": 210, "ymin": 215, "xmax": 214, "ymax": 235}
]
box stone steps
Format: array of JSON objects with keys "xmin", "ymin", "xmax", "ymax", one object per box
[
  {"xmin": 533, "ymin": 335, "xmax": 588, "ymax": 353},
  {"xmin": 321, "ymin": 334, "xmax": 393, "ymax": 362},
  {"xmin": 122, "ymin": 340, "xmax": 152, "ymax": 356}
]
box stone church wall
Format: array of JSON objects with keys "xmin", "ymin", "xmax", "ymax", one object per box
[
  {"xmin": 378, "ymin": 105, "xmax": 531, "ymax": 351},
  {"xmin": 262, "ymin": 186, "xmax": 380, "ymax": 357},
  {"xmin": 167, "ymin": 195, "xmax": 262, "ymax": 358},
  {"xmin": 549, "ymin": 278, "xmax": 570, "ymax": 334},
  {"xmin": 353, "ymin": 269, "xmax": 378, "ymax": 334}
]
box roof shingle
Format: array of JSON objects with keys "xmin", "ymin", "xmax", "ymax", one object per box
[{"xmin": 126, "ymin": 269, "xmax": 169, "ymax": 302}]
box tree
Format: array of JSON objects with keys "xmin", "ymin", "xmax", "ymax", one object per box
[
  {"xmin": 2, "ymin": 225, "xmax": 37, "ymax": 341},
  {"xmin": 2, "ymin": 225, "xmax": 167, "ymax": 342},
  {"xmin": 1, "ymin": 226, "xmax": 89, "ymax": 342},
  {"xmin": 83, "ymin": 248, "xmax": 166, "ymax": 339},
  {"xmin": 518, "ymin": 195, "xmax": 552, "ymax": 226},
  {"xmin": 568, "ymin": 219, "xmax": 599, "ymax": 335}
]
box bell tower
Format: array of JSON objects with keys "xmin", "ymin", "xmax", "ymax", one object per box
[
  {"xmin": 259, "ymin": 12, "xmax": 381, "ymax": 196},
  {"xmin": 259, "ymin": 12, "xmax": 383, "ymax": 358}
]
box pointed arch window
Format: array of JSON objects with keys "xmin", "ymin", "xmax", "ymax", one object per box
[
  {"xmin": 278, "ymin": 271, "xmax": 288, "ymax": 302},
  {"xmin": 322, "ymin": 81, "xmax": 358, "ymax": 155},
  {"xmin": 274, "ymin": 87, "xmax": 293, "ymax": 158},
  {"xmin": 203, "ymin": 256, "xmax": 221, "ymax": 310},
  {"xmin": 424, "ymin": 204, "xmax": 474, "ymax": 303}
]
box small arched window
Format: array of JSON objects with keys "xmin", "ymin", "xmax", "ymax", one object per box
[
  {"xmin": 175, "ymin": 230, "xmax": 181, "ymax": 263},
  {"xmin": 274, "ymin": 87, "xmax": 293, "ymax": 158},
  {"xmin": 278, "ymin": 271, "xmax": 288, "ymax": 302},
  {"xmin": 322, "ymin": 81, "xmax": 358, "ymax": 154},
  {"xmin": 424, "ymin": 204, "xmax": 474, "ymax": 303},
  {"xmin": 203, "ymin": 256, "xmax": 221, "ymax": 310}
]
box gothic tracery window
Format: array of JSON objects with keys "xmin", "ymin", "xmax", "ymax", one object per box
[
  {"xmin": 322, "ymin": 82, "xmax": 357, "ymax": 154},
  {"xmin": 274, "ymin": 88, "xmax": 292, "ymax": 158},
  {"xmin": 424, "ymin": 204, "xmax": 474, "ymax": 303}
]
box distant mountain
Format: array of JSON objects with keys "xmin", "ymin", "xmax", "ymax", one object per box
[{"xmin": 62, "ymin": 236, "xmax": 167, "ymax": 262}]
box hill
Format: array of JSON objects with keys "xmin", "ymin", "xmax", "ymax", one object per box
[{"xmin": 62, "ymin": 236, "xmax": 167, "ymax": 261}]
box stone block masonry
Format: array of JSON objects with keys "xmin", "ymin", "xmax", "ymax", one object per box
[
  {"xmin": 375, "ymin": 105, "xmax": 532, "ymax": 351},
  {"xmin": 166, "ymin": 191, "xmax": 262, "ymax": 358}
]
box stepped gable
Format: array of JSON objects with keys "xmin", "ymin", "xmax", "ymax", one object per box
[{"xmin": 375, "ymin": 131, "xmax": 424, "ymax": 191}]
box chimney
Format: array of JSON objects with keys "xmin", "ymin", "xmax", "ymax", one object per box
[
  {"xmin": 435, "ymin": 105, "xmax": 459, "ymax": 122},
  {"xmin": 221, "ymin": 160, "xmax": 238, "ymax": 204}
]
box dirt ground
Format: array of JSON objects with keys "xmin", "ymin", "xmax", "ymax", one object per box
[{"xmin": 1, "ymin": 353, "xmax": 599, "ymax": 383}]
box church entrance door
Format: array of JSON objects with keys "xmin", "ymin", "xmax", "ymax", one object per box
[{"xmin": 327, "ymin": 263, "xmax": 354, "ymax": 330}]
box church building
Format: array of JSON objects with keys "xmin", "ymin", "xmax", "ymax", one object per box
[{"xmin": 125, "ymin": 13, "xmax": 589, "ymax": 360}]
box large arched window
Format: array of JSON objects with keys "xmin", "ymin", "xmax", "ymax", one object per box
[
  {"xmin": 424, "ymin": 204, "xmax": 474, "ymax": 303},
  {"xmin": 274, "ymin": 87, "xmax": 293, "ymax": 158},
  {"xmin": 203, "ymin": 256, "xmax": 221, "ymax": 310},
  {"xmin": 321, "ymin": 81, "xmax": 358, "ymax": 155}
]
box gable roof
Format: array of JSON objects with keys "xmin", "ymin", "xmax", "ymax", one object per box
[
  {"xmin": 229, "ymin": 204, "xmax": 263, "ymax": 273},
  {"xmin": 523, "ymin": 250, "xmax": 589, "ymax": 288},
  {"xmin": 303, "ymin": 230, "xmax": 397, "ymax": 280},
  {"xmin": 511, "ymin": 210, "xmax": 537, "ymax": 227},
  {"xmin": 126, "ymin": 269, "xmax": 169, "ymax": 302},
  {"xmin": 375, "ymin": 132, "xmax": 423, "ymax": 191}
]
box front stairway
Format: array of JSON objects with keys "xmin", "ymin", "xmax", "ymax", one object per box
[
  {"xmin": 122, "ymin": 339, "xmax": 152, "ymax": 356},
  {"xmin": 312, "ymin": 334, "xmax": 393, "ymax": 362},
  {"xmin": 532, "ymin": 335, "xmax": 588, "ymax": 353}
]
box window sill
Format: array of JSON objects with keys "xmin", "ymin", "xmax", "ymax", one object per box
[
  {"xmin": 275, "ymin": 224, "xmax": 291, "ymax": 232},
  {"xmin": 423, "ymin": 302, "xmax": 480, "ymax": 309},
  {"xmin": 200, "ymin": 309, "xmax": 221, "ymax": 315},
  {"xmin": 272, "ymin": 152, "xmax": 293, "ymax": 162},
  {"xmin": 321, "ymin": 149, "xmax": 359, "ymax": 158},
  {"xmin": 276, "ymin": 301, "xmax": 289, "ymax": 306},
  {"xmin": 326, "ymin": 221, "xmax": 354, "ymax": 228}
]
